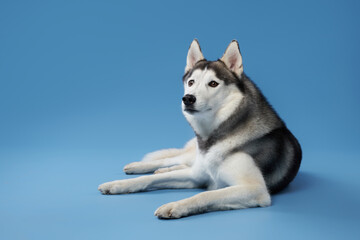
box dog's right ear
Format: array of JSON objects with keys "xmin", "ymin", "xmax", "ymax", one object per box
[{"xmin": 185, "ymin": 39, "xmax": 204, "ymax": 73}]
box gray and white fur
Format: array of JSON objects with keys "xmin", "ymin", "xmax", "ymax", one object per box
[{"xmin": 98, "ymin": 39, "xmax": 302, "ymax": 219}]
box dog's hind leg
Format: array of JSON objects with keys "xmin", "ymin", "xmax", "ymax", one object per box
[
  {"xmin": 98, "ymin": 168, "xmax": 202, "ymax": 194},
  {"xmin": 154, "ymin": 152, "xmax": 271, "ymax": 218},
  {"xmin": 154, "ymin": 184, "xmax": 271, "ymax": 219}
]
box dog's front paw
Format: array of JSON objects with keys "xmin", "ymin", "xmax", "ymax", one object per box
[
  {"xmin": 98, "ymin": 181, "xmax": 121, "ymax": 194},
  {"xmin": 98, "ymin": 180, "xmax": 133, "ymax": 195},
  {"xmin": 123, "ymin": 162, "xmax": 143, "ymax": 174},
  {"xmin": 154, "ymin": 202, "xmax": 187, "ymax": 219},
  {"xmin": 98, "ymin": 181, "xmax": 114, "ymax": 194}
]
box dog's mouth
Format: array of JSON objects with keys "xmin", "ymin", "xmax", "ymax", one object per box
[
  {"xmin": 184, "ymin": 107, "xmax": 199, "ymax": 114},
  {"xmin": 184, "ymin": 107, "xmax": 211, "ymax": 114}
]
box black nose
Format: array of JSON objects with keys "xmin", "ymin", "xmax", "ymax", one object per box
[{"xmin": 182, "ymin": 94, "xmax": 196, "ymax": 106}]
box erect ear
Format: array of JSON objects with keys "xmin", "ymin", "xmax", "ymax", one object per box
[
  {"xmin": 185, "ymin": 39, "xmax": 204, "ymax": 73},
  {"xmin": 220, "ymin": 40, "xmax": 243, "ymax": 77}
]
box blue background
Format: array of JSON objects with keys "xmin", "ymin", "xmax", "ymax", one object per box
[{"xmin": 1, "ymin": 0, "xmax": 359, "ymax": 239}]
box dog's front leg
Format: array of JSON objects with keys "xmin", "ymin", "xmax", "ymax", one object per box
[
  {"xmin": 123, "ymin": 138, "xmax": 196, "ymax": 174},
  {"xmin": 154, "ymin": 185, "xmax": 271, "ymax": 219},
  {"xmin": 98, "ymin": 168, "xmax": 200, "ymax": 194},
  {"xmin": 123, "ymin": 152, "xmax": 193, "ymax": 174}
]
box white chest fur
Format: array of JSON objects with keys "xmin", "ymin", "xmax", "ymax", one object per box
[{"xmin": 191, "ymin": 135, "xmax": 266, "ymax": 191}]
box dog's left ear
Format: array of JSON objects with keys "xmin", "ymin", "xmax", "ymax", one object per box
[
  {"xmin": 221, "ymin": 40, "xmax": 243, "ymax": 76},
  {"xmin": 185, "ymin": 39, "xmax": 204, "ymax": 73}
]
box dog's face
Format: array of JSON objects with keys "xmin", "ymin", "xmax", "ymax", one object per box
[
  {"xmin": 182, "ymin": 67, "xmax": 222, "ymax": 114},
  {"xmin": 182, "ymin": 64, "xmax": 238, "ymax": 115},
  {"xmin": 182, "ymin": 40, "xmax": 245, "ymax": 137}
]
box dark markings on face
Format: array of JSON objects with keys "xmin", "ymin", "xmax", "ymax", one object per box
[{"xmin": 183, "ymin": 60, "xmax": 245, "ymax": 92}]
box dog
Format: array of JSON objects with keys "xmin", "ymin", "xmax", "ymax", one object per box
[{"xmin": 98, "ymin": 39, "xmax": 302, "ymax": 219}]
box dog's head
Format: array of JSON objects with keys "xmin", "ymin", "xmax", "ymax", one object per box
[{"xmin": 182, "ymin": 39, "xmax": 246, "ymax": 137}]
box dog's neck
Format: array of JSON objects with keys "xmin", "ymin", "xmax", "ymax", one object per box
[
  {"xmin": 195, "ymin": 101, "xmax": 251, "ymax": 152},
  {"xmin": 185, "ymin": 92, "xmax": 245, "ymax": 141}
]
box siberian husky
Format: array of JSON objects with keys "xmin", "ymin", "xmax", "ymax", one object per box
[{"xmin": 98, "ymin": 39, "xmax": 302, "ymax": 219}]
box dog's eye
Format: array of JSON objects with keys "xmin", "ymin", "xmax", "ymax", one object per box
[
  {"xmin": 188, "ymin": 80, "xmax": 195, "ymax": 87},
  {"xmin": 208, "ymin": 81, "xmax": 219, "ymax": 88}
]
